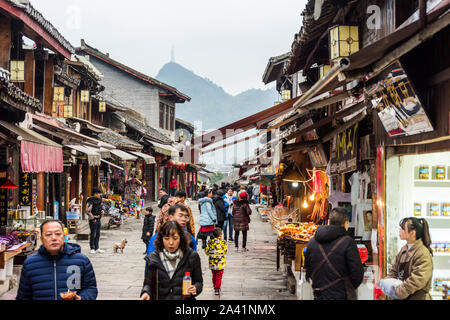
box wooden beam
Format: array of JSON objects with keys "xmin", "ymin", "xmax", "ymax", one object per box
[
  {"xmin": 0, "ymin": 0, "xmax": 72, "ymax": 59},
  {"xmin": 0, "ymin": 15, "xmax": 11, "ymax": 70},
  {"xmin": 285, "ymin": 100, "xmax": 367, "ymax": 141},
  {"xmin": 321, "ymin": 109, "xmax": 367, "ymax": 142},
  {"xmin": 344, "ymin": 11, "xmax": 450, "ymax": 81},
  {"xmin": 24, "ymin": 50, "xmax": 35, "ymax": 97},
  {"xmin": 297, "ymin": 91, "xmax": 351, "ymax": 114},
  {"xmin": 43, "ymin": 57, "xmax": 54, "ymax": 115},
  {"xmin": 283, "ymin": 140, "xmax": 321, "ymax": 153},
  {"xmin": 427, "ymin": 67, "xmax": 450, "ymax": 87},
  {"xmin": 419, "ymin": 0, "xmax": 427, "ymax": 27}
]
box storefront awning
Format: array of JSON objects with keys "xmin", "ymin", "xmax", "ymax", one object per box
[
  {"xmin": 0, "ymin": 120, "xmax": 63, "ymax": 173},
  {"xmin": 129, "ymin": 151, "xmax": 155, "ymax": 164},
  {"xmin": 100, "ymin": 159, "xmax": 125, "ymax": 171},
  {"xmin": 66, "ymin": 145, "xmax": 101, "ymax": 167},
  {"xmin": 147, "ymin": 140, "xmax": 179, "ymax": 157},
  {"xmin": 109, "ymin": 149, "xmax": 138, "ymax": 161}
]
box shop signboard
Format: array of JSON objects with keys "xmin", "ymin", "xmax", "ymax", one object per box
[
  {"xmin": 19, "ymin": 172, "xmax": 32, "ymax": 206},
  {"xmin": 366, "ymin": 60, "xmax": 433, "ymax": 138},
  {"xmin": 329, "ymin": 122, "xmax": 359, "ymax": 175}
]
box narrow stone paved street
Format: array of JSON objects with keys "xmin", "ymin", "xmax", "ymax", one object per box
[
  {"xmin": 1, "ymin": 200, "xmax": 297, "ymax": 300},
  {"xmin": 77, "ymin": 200, "xmax": 296, "ymax": 300}
]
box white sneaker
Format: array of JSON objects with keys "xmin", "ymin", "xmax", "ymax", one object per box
[
  {"xmin": 96, "ymin": 249, "xmax": 105, "ymax": 253},
  {"xmin": 90, "ymin": 249, "xmax": 96, "ymax": 254}
]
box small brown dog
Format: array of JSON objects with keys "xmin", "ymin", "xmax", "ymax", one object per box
[{"xmin": 113, "ymin": 239, "xmax": 128, "ymax": 253}]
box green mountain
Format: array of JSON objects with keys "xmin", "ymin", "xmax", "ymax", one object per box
[{"xmin": 156, "ymin": 62, "xmax": 278, "ymax": 129}]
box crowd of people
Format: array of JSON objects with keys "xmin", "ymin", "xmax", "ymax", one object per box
[{"xmin": 13, "ymin": 183, "xmax": 435, "ymax": 301}]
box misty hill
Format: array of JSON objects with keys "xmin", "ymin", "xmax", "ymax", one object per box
[{"xmin": 156, "ymin": 62, "xmax": 278, "ymax": 129}]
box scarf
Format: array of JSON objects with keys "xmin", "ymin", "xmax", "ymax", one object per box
[{"xmin": 160, "ymin": 249, "xmax": 183, "ymax": 279}]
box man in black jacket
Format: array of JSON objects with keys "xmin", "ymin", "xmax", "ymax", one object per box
[
  {"xmin": 212, "ymin": 190, "xmax": 227, "ymax": 230},
  {"xmin": 86, "ymin": 188, "xmax": 105, "ymax": 254},
  {"xmin": 305, "ymin": 207, "xmax": 364, "ymax": 300},
  {"xmin": 158, "ymin": 189, "xmax": 169, "ymax": 209},
  {"xmin": 141, "ymin": 207, "xmax": 156, "ymax": 254}
]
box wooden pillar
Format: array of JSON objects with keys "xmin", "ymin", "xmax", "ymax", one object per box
[
  {"xmin": 0, "ymin": 16, "xmax": 11, "ymax": 70},
  {"xmin": 65, "ymin": 172, "xmax": 70, "ymax": 212},
  {"xmin": 43, "ymin": 58, "xmax": 54, "ymax": 116},
  {"xmin": 36, "ymin": 172, "xmax": 44, "ymax": 211},
  {"xmin": 24, "ymin": 51, "xmax": 35, "ymax": 97}
]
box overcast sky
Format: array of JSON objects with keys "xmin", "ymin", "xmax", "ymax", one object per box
[{"xmin": 31, "ymin": 0, "xmax": 307, "ymax": 96}]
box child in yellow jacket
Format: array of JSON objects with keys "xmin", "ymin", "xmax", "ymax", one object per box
[{"xmin": 205, "ymin": 227, "xmax": 228, "ymax": 295}]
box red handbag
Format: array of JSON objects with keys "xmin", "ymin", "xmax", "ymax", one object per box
[{"xmin": 200, "ymin": 225, "xmax": 214, "ymax": 233}]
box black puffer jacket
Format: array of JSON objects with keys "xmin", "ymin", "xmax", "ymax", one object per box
[
  {"xmin": 305, "ymin": 225, "xmax": 364, "ymax": 300},
  {"xmin": 213, "ymin": 193, "xmax": 227, "ymax": 225},
  {"xmin": 141, "ymin": 248, "xmax": 203, "ymax": 300},
  {"xmin": 141, "ymin": 214, "xmax": 156, "ymax": 240}
]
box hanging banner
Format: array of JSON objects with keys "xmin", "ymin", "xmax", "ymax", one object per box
[
  {"xmin": 365, "ymin": 60, "xmax": 433, "ymax": 137},
  {"xmin": 329, "ymin": 122, "xmax": 359, "ymax": 175},
  {"xmin": 19, "ymin": 172, "xmax": 32, "ymax": 206}
]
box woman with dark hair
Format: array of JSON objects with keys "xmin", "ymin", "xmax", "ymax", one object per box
[
  {"xmin": 140, "ymin": 221, "xmax": 203, "ymax": 300},
  {"xmin": 380, "ymin": 217, "xmax": 433, "ymax": 300}
]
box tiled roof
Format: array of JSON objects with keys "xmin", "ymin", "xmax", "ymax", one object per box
[
  {"xmin": 284, "ymin": 0, "xmax": 340, "ymax": 75},
  {"xmin": 114, "ymin": 111, "xmax": 172, "ymax": 145},
  {"xmin": 5, "ymin": 0, "xmax": 75, "ymax": 54},
  {"xmin": 97, "ymin": 128, "xmax": 143, "ymax": 150},
  {"xmin": 77, "ymin": 40, "xmax": 190, "ymax": 103}
]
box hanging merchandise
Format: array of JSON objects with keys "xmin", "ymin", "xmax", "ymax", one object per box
[{"xmin": 309, "ymin": 171, "xmax": 330, "ymax": 224}]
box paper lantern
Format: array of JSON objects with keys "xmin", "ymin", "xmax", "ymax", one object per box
[
  {"xmin": 10, "ymin": 61, "xmax": 25, "ymax": 82},
  {"xmin": 53, "ymin": 87, "xmax": 65, "ymax": 102},
  {"xmin": 99, "ymin": 101, "xmax": 106, "ymax": 112},
  {"xmin": 329, "ymin": 25, "xmax": 359, "ymax": 63},
  {"xmin": 81, "ymin": 90, "xmax": 90, "ymax": 103}
]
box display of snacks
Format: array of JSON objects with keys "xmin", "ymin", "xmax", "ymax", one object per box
[
  {"xmin": 431, "ymin": 243, "xmax": 450, "ymax": 253},
  {"xmin": 428, "ymin": 202, "xmax": 440, "ymax": 216},
  {"xmin": 434, "ymin": 278, "xmax": 450, "ymax": 292},
  {"xmin": 435, "ymin": 166, "xmax": 446, "ymax": 180},
  {"xmin": 442, "ymin": 203, "xmax": 450, "ymax": 216},
  {"xmin": 277, "ymin": 222, "xmax": 318, "ymax": 242},
  {"xmin": 419, "ymin": 166, "xmax": 430, "ymax": 179},
  {"xmin": 414, "ymin": 203, "xmax": 422, "ymax": 217}
]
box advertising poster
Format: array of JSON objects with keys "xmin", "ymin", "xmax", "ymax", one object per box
[{"xmin": 366, "ymin": 60, "xmax": 433, "ymax": 137}]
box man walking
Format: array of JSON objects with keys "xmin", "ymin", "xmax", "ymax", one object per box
[
  {"xmin": 16, "ymin": 220, "xmax": 97, "ymax": 300},
  {"xmin": 222, "ymin": 188, "xmax": 236, "ymax": 242},
  {"xmin": 86, "ymin": 188, "xmax": 105, "ymax": 254},
  {"xmin": 304, "ymin": 207, "xmax": 364, "ymax": 300},
  {"xmin": 175, "ymin": 190, "xmax": 195, "ymax": 236}
]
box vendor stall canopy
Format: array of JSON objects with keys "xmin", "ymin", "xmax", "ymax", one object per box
[{"xmin": 0, "ymin": 120, "xmax": 64, "ymax": 173}]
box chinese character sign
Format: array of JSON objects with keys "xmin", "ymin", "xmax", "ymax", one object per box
[
  {"xmin": 329, "ymin": 122, "xmax": 359, "ymax": 175},
  {"xmin": 366, "ymin": 60, "xmax": 433, "ymax": 137},
  {"xmin": 19, "ymin": 172, "xmax": 32, "ymax": 206}
]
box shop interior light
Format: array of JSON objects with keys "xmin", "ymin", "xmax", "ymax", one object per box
[
  {"xmin": 0, "ymin": 179, "xmax": 18, "ymax": 189},
  {"xmin": 292, "ymin": 182, "xmax": 299, "ymax": 187},
  {"xmin": 309, "ymin": 193, "xmax": 315, "ymax": 201},
  {"xmin": 302, "ymin": 200, "xmax": 308, "ymax": 209}
]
